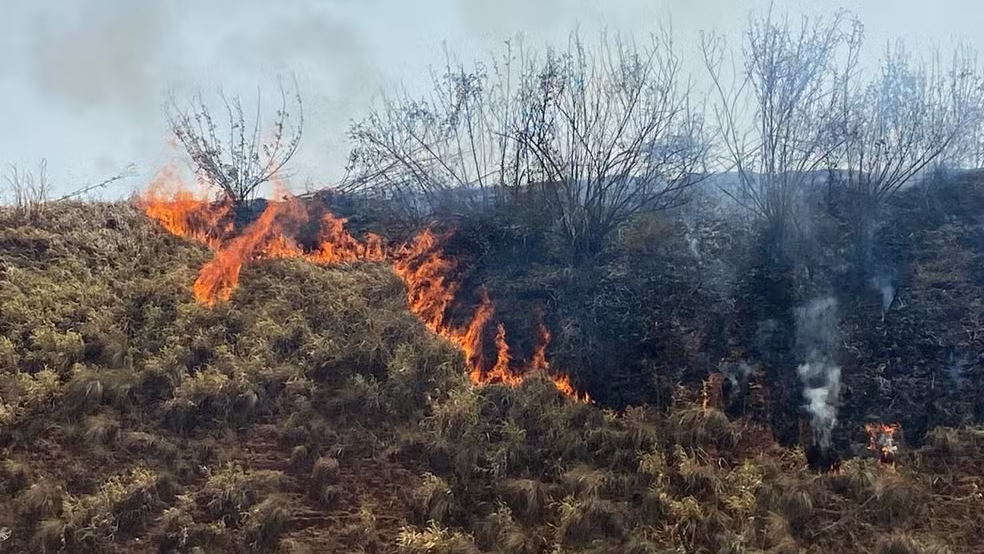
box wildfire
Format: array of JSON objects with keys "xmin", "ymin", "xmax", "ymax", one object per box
[
  {"xmin": 139, "ymin": 180, "xmax": 590, "ymax": 401},
  {"xmin": 865, "ymin": 423, "xmax": 900, "ymax": 468},
  {"xmin": 136, "ymin": 168, "xmax": 232, "ymax": 248},
  {"xmin": 193, "ymin": 196, "xmax": 307, "ymax": 306}
]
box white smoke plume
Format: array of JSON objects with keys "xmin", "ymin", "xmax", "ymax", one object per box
[
  {"xmin": 870, "ymin": 273, "xmax": 896, "ymax": 313},
  {"xmin": 795, "ymin": 297, "xmax": 841, "ymax": 448}
]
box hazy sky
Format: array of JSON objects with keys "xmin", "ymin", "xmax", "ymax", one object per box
[{"xmin": 1, "ymin": 0, "xmax": 980, "ymax": 199}]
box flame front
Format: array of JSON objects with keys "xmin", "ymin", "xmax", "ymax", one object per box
[
  {"xmin": 137, "ymin": 168, "xmax": 232, "ymax": 248},
  {"xmin": 139, "ymin": 180, "xmax": 589, "ymax": 401}
]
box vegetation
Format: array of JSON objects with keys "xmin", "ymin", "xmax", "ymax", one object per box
[
  {"xmin": 3, "ymin": 5, "xmax": 984, "ymax": 554},
  {"xmin": 0, "ymin": 177, "xmax": 983, "ymax": 552},
  {"xmin": 166, "ymin": 77, "xmax": 304, "ymax": 224}
]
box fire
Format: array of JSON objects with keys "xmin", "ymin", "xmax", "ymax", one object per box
[
  {"xmin": 306, "ymin": 212, "xmax": 387, "ymax": 264},
  {"xmin": 865, "ymin": 423, "xmax": 900, "ymax": 468},
  {"xmin": 136, "ymin": 167, "xmax": 232, "ymax": 248},
  {"xmin": 194, "ymin": 195, "xmax": 308, "ymax": 306},
  {"xmin": 139, "ymin": 181, "xmax": 590, "ymax": 401}
]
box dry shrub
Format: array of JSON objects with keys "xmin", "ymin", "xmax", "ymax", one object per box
[
  {"xmin": 63, "ymin": 368, "xmax": 136, "ymax": 417},
  {"xmin": 289, "ymin": 445, "xmax": 311, "ymax": 474},
  {"xmin": 157, "ymin": 506, "xmax": 196, "ymax": 552},
  {"xmin": 28, "ymin": 325, "xmax": 84, "ymax": 373},
  {"xmin": 68, "ymin": 468, "xmax": 173, "ymax": 543},
  {"xmin": 0, "ymin": 336, "xmax": 21, "ymax": 373},
  {"xmin": 309, "ymin": 456, "xmax": 340, "ymax": 508},
  {"xmin": 826, "ymin": 458, "xmax": 879, "ymax": 499}
]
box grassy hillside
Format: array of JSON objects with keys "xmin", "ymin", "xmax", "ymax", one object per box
[{"xmin": 1, "ymin": 201, "xmax": 983, "ymax": 554}]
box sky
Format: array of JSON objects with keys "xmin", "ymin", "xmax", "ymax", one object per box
[{"xmin": 1, "ymin": 0, "xmax": 981, "ymax": 199}]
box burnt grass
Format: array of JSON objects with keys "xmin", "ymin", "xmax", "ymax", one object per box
[{"xmin": 0, "ymin": 174, "xmax": 982, "ymax": 553}]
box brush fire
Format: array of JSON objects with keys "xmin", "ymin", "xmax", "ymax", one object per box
[{"xmin": 139, "ymin": 172, "xmax": 590, "ymax": 402}]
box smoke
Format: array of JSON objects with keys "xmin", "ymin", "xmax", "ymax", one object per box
[
  {"xmin": 945, "ymin": 349, "xmax": 970, "ymax": 388},
  {"xmin": 720, "ymin": 359, "xmax": 753, "ymax": 391},
  {"xmin": 869, "ymin": 273, "xmax": 897, "ymax": 313},
  {"xmin": 795, "ymin": 296, "xmax": 841, "ymax": 448},
  {"xmin": 27, "ymin": 1, "xmax": 176, "ymax": 114}
]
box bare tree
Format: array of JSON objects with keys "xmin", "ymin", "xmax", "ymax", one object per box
[
  {"xmin": 703, "ymin": 10, "xmax": 861, "ymax": 236},
  {"xmin": 4, "ymin": 159, "xmax": 52, "ymax": 219},
  {"xmin": 517, "ymin": 30, "xmax": 709, "ymax": 260},
  {"xmin": 924, "ymin": 45, "xmax": 984, "ymax": 172},
  {"xmin": 840, "ymin": 42, "xmax": 984, "ymax": 255},
  {"xmin": 166, "ymin": 77, "xmax": 303, "ymax": 221},
  {"xmin": 347, "ymin": 30, "xmax": 708, "ymax": 261},
  {"xmin": 345, "ymin": 39, "xmax": 536, "ymax": 220}
]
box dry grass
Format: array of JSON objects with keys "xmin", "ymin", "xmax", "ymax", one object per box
[{"xmin": 0, "ymin": 201, "xmax": 982, "ymax": 553}]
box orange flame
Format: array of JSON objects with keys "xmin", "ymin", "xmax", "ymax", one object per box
[
  {"xmin": 193, "ymin": 195, "xmax": 307, "ymax": 306},
  {"xmin": 136, "ymin": 168, "xmax": 232, "ymax": 248},
  {"xmin": 306, "ymin": 212, "xmax": 386, "ymax": 264},
  {"xmin": 139, "ymin": 182, "xmax": 589, "ymax": 401},
  {"xmin": 865, "ymin": 423, "xmax": 900, "ymax": 468}
]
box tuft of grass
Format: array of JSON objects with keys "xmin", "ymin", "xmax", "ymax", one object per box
[
  {"xmin": 82, "ymin": 413, "xmax": 121, "ymax": 445},
  {"xmin": 33, "ymin": 518, "xmax": 72, "ymax": 553},
  {"xmin": 412, "ymin": 472, "xmax": 454, "ymax": 523},
  {"xmin": 246, "ymin": 495, "xmax": 290, "ymax": 551},
  {"xmin": 310, "ymin": 456, "xmax": 340, "ymax": 489},
  {"xmin": 17, "ymin": 478, "xmax": 63, "ymax": 521},
  {"xmin": 0, "ymin": 459, "xmax": 32, "ymax": 494},
  {"xmin": 200, "ymin": 462, "xmax": 283, "ymax": 528},
  {"xmin": 871, "ymin": 474, "xmax": 929, "ymax": 525},
  {"xmin": 554, "ymin": 495, "xmax": 628, "ymax": 546},
  {"xmin": 397, "ymin": 521, "xmax": 481, "ymax": 554},
  {"xmin": 875, "ymin": 534, "xmax": 954, "ymax": 554},
  {"xmin": 497, "ymin": 478, "xmax": 550, "ymax": 522}
]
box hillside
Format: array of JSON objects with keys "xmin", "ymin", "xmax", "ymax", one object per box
[{"xmin": 0, "ymin": 196, "xmax": 983, "ymax": 554}]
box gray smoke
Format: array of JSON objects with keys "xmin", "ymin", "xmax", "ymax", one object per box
[
  {"xmin": 870, "ymin": 273, "xmax": 896, "ymax": 313},
  {"xmin": 720, "ymin": 359, "xmax": 753, "ymax": 390},
  {"xmin": 795, "ymin": 297, "xmax": 841, "ymax": 448}
]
